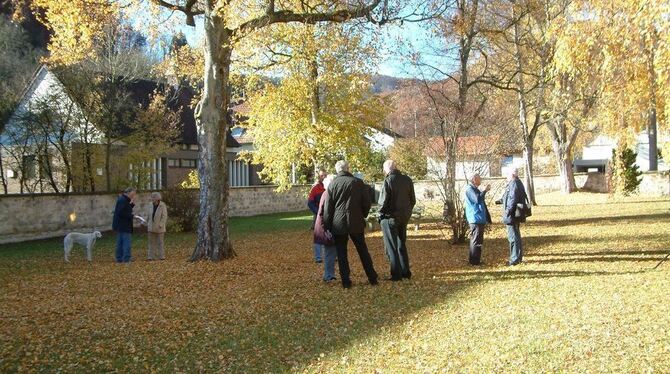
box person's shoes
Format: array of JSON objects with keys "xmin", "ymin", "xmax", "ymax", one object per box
[
  {"xmin": 323, "ymin": 277, "xmax": 337, "ymax": 282},
  {"xmin": 146, "ymin": 259, "xmax": 154, "ymax": 261},
  {"xmin": 315, "ymin": 259, "xmax": 323, "ymax": 264},
  {"xmin": 369, "ymin": 279, "xmax": 379, "ymax": 286},
  {"xmin": 508, "ymin": 261, "xmax": 521, "ymax": 266},
  {"xmin": 342, "ymin": 282, "xmax": 352, "ymax": 289},
  {"xmin": 384, "ymin": 276, "xmax": 402, "ymax": 282},
  {"xmin": 402, "ymin": 273, "xmax": 412, "ymax": 280}
]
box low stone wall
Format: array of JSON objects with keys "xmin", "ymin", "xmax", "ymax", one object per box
[
  {"xmin": 638, "ymin": 172, "xmax": 670, "ymax": 195},
  {"xmin": 0, "ymin": 185, "xmax": 309, "ymax": 244},
  {"xmin": 388, "ymin": 173, "xmax": 609, "ymax": 203}
]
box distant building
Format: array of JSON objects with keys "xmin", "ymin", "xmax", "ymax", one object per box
[
  {"xmin": 0, "ymin": 65, "xmax": 253, "ymax": 194},
  {"xmin": 425, "ymin": 136, "xmax": 524, "ymax": 180},
  {"xmin": 574, "ymin": 131, "xmax": 668, "ymax": 173}
]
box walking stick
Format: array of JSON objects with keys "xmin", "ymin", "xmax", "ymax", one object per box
[{"xmin": 653, "ymin": 251, "xmax": 670, "ymax": 270}]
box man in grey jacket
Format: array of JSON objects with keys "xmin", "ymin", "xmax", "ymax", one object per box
[
  {"xmin": 501, "ymin": 168, "xmax": 528, "ymax": 266},
  {"xmin": 378, "ymin": 160, "xmax": 416, "ymax": 281},
  {"xmin": 323, "ymin": 160, "xmax": 378, "ymax": 288}
]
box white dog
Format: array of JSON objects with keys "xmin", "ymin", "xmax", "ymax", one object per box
[{"xmin": 64, "ymin": 231, "xmax": 102, "ymax": 262}]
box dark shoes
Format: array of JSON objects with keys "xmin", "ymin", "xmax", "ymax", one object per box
[
  {"xmin": 508, "ymin": 261, "xmax": 521, "ymax": 266},
  {"xmin": 342, "ymin": 282, "xmax": 352, "ymax": 289},
  {"xmin": 369, "ymin": 279, "xmax": 379, "ymax": 286},
  {"xmin": 315, "ymin": 259, "xmax": 323, "ymax": 263},
  {"xmin": 385, "ymin": 276, "xmax": 402, "ymax": 282}
]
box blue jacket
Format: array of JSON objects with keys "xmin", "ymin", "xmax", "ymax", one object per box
[
  {"xmin": 112, "ymin": 194, "xmax": 135, "ymax": 233},
  {"xmin": 464, "ymin": 183, "xmax": 491, "ymax": 225},
  {"xmin": 502, "ymin": 178, "xmax": 527, "ymax": 225}
]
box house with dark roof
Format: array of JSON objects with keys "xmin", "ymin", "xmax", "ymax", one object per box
[{"xmin": 0, "ymin": 65, "xmax": 259, "ymax": 194}]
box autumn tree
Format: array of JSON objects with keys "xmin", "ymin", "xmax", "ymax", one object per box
[
  {"xmin": 553, "ymin": 0, "xmax": 670, "ymax": 194},
  {"xmin": 123, "ymin": 92, "xmax": 181, "ymax": 189},
  {"xmin": 20, "ymin": 0, "xmax": 403, "ymax": 260},
  {"xmin": 242, "ymin": 24, "xmax": 387, "ymax": 190},
  {"xmin": 410, "ymin": 0, "xmax": 500, "ymax": 243}
]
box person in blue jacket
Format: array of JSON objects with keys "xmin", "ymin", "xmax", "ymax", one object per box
[
  {"xmin": 113, "ymin": 187, "xmax": 137, "ymax": 263},
  {"xmin": 464, "ymin": 174, "xmax": 491, "ymax": 265}
]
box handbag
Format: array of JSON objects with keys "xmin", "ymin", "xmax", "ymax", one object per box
[{"xmin": 515, "ymin": 194, "xmax": 532, "ymax": 218}]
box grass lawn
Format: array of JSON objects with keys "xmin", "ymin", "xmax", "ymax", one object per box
[{"xmin": 0, "ymin": 193, "xmax": 669, "ymax": 372}]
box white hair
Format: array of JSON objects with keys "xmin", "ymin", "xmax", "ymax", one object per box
[
  {"xmin": 323, "ymin": 175, "xmax": 335, "ymax": 189},
  {"xmin": 151, "ymin": 192, "xmax": 162, "ymax": 200},
  {"xmin": 508, "ymin": 168, "xmax": 519, "ymax": 178},
  {"xmin": 383, "ymin": 160, "xmax": 397, "ymax": 174},
  {"xmin": 335, "ymin": 160, "xmax": 349, "ymax": 174},
  {"xmin": 123, "ymin": 187, "xmax": 136, "ymax": 194}
]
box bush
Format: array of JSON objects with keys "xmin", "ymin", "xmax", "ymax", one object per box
[
  {"xmin": 162, "ymin": 187, "xmax": 199, "ymax": 232},
  {"xmin": 611, "ymin": 146, "xmax": 642, "ymax": 195}
]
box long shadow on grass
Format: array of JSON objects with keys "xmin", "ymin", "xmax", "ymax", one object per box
[
  {"xmin": 528, "ymin": 213, "xmax": 670, "ymax": 228},
  {"xmin": 439, "ymin": 268, "xmax": 648, "ymax": 283}
]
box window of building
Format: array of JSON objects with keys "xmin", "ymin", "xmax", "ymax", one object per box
[
  {"xmin": 181, "ymin": 144, "xmax": 189, "ymax": 151},
  {"xmin": 6, "ymin": 170, "xmax": 16, "ymax": 179},
  {"xmin": 189, "ymin": 144, "xmax": 199, "ymax": 151},
  {"xmin": 167, "ymin": 159, "xmax": 179, "ymax": 167},
  {"xmin": 96, "ymin": 168, "xmax": 104, "ymax": 176},
  {"xmin": 181, "ymin": 159, "xmax": 197, "ymax": 168}
]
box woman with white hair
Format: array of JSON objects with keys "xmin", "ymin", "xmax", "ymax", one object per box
[{"xmin": 146, "ymin": 192, "xmax": 168, "ymax": 260}]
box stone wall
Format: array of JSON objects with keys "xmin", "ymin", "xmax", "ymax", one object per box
[
  {"xmin": 382, "ymin": 173, "xmax": 610, "ymax": 203},
  {"xmin": 0, "ymin": 185, "xmax": 309, "ymax": 244}
]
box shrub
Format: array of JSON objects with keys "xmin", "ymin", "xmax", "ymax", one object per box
[
  {"xmin": 611, "ymin": 146, "xmax": 642, "ymax": 195},
  {"xmin": 162, "ymin": 187, "xmax": 199, "ymax": 232}
]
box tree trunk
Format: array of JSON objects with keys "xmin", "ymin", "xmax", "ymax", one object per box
[
  {"xmin": 648, "ymin": 107, "xmax": 658, "ymax": 171},
  {"xmin": 190, "ymin": 16, "xmax": 235, "ymax": 261},
  {"xmin": 512, "ymin": 6, "xmax": 537, "ymax": 205},
  {"xmin": 105, "ymin": 138, "xmax": 112, "ymax": 191},
  {"xmin": 0, "ymin": 145, "xmax": 7, "ymax": 194},
  {"xmin": 548, "ymin": 117, "xmax": 578, "ymax": 194}
]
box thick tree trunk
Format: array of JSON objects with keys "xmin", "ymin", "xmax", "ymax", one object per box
[
  {"xmin": 190, "ymin": 16, "xmax": 235, "ymax": 261},
  {"xmin": 548, "ymin": 117, "xmax": 578, "ymax": 194}
]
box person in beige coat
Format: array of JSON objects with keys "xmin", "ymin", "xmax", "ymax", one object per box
[{"xmin": 146, "ymin": 192, "xmax": 168, "ymax": 260}]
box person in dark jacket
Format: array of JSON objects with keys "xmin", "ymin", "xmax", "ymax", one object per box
[
  {"xmin": 464, "ymin": 174, "xmax": 491, "ymax": 265},
  {"xmin": 501, "ymin": 168, "xmax": 527, "ymax": 266},
  {"xmin": 307, "ymin": 169, "xmax": 327, "ymax": 262},
  {"xmin": 113, "ymin": 187, "xmax": 137, "ymax": 263},
  {"xmin": 314, "ymin": 175, "xmax": 337, "ymax": 281},
  {"xmin": 378, "ymin": 160, "xmax": 416, "ymax": 281},
  {"xmin": 323, "ymin": 160, "xmax": 378, "ymax": 288}
]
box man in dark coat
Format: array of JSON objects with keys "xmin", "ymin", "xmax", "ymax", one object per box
[
  {"xmin": 113, "ymin": 187, "xmax": 137, "ymax": 263},
  {"xmin": 501, "ymin": 168, "xmax": 527, "ymax": 266},
  {"xmin": 378, "ymin": 160, "xmax": 416, "ymax": 281},
  {"xmin": 323, "ymin": 160, "xmax": 378, "ymax": 288}
]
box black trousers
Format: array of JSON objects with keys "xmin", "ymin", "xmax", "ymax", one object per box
[
  {"xmin": 334, "ymin": 232, "xmax": 378, "ymax": 287},
  {"xmin": 469, "ymin": 224, "xmax": 485, "ymax": 265},
  {"xmin": 380, "ymin": 218, "xmax": 411, "ymax": 279}
]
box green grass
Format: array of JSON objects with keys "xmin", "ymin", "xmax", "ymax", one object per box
[{"xmin": 0, "ymin": 194, "xmax": 669, "ymax": 373}]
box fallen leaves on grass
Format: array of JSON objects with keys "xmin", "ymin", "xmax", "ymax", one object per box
[{"xmin": 0, "ymin": 193, "xmax": 669, "ymax": 372}]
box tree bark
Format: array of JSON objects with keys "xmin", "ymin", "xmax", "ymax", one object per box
[
  {"xmin": 190, "ymin": 14, "xmax": 235, "ymax": 261},
  {"xmin": 0, "ymin": 145, "xmax": 7, "ymax": 194},
  {"xmin": 648, "ymin": 107, "xmax": 658, "ymax": 171}
]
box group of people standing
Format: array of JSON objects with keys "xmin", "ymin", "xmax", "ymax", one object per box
[
  {"xmin": 308, "ymin": 159, "xmax": 416, "ymax": 288},
  {"xmin": 112, "ymin": 188, "xmax": 168, "ymax": 263},
  {"xmin": 464, "ymin": 168, "xmax": 528, "ymax": 266},
  {"xmin": 309, "ymin": 162, "xmax": 530, "ymax": 288}
]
